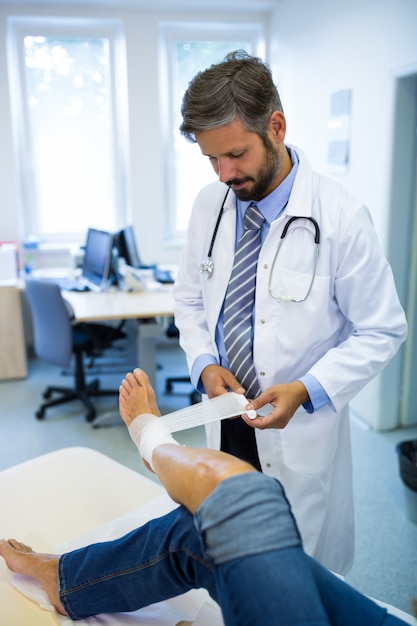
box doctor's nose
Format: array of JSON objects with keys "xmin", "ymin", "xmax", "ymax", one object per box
[{"xmin": 217, "ymin": 158, "xmax": 238, "ymax": 184}]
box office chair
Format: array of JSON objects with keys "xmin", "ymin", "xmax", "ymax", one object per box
[
  {"xmin": 25, "ymin": 278, "xmax": 126, "ymax": 422},
  {"xmin": 165, "ymin": 320, "xmax": 200, "ymax": 405}
]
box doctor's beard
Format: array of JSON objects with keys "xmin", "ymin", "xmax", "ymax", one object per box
[{"xmin": 227, "ymin": 137, "xmax": 282, "ymax": 202}]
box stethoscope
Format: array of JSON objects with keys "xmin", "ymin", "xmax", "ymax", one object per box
[
  {"xmin": 199, "ymin": 189, "xmax": 321, "ymax": 302},
  {"xmin": 199, "ymin": 187, "xmax": 231, "ymax": 280},
  {"xmin": 268, "ymin": 215, "xmax": 320, "ymax": 302}
]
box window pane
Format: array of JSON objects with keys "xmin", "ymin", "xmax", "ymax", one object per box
[
  {"xmin": 162, "ymin": 25, "xmax": 264, "ymax": 241},
  {"xmin": 23, "ymin": 35, "xmax": 117, "ymax": 237},
  {"xmin": 172, "ymin": 42, "xmax": 250, "ymax": 232}
]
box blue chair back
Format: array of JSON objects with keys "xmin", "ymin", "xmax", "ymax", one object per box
[{"xmin": 25, "ymin": 279, "xmax": 73, "ymax": 367}]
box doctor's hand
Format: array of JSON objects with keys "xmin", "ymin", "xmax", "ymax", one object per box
[
  {"xmin": 200, "ymin": 364, "xmax": 245, "ymax": 399},
  {"xmin": 241, "ymin": 381, "xmax": 310, "ymax": 430}
]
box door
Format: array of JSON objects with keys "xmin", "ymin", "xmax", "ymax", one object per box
[
  {"xmin": 384, "ymin": 71, "xmax": 417, "ymax": 427},
  {"xmin": 400, "ymin": 135, "xmax": 417, "ymax": 425}
]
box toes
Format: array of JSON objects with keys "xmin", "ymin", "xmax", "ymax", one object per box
[
  {"xmin": 126, "ymin": 371, "xmax": 141, "ymax": 389},
  {"xmin": 121, "ymin": 369, "xmax": 151, "ymax": 392},
  {"xmin": 120, "ymin": 375, "xmax": 135, "ymax": 394},
  {"xmin": 7, "ymin": 539, "xmax": 33, "ymax": 552},
  {"xmin": 133, "ymin": 368, "xmax": 149, "ymax": 386}
]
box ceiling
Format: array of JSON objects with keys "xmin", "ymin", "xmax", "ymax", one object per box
[{"xmin": 0, "ymin": 0, "xmax": 281, "ymax": 10}]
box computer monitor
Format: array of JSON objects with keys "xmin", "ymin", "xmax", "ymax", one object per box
[
  {"xmin": 115, "ymin": 225, "xmax": 142, "ymax": 268},
  {"xmin": 81, "ymin": 228, "xmax": 114, "ymax": 292},
  {"xmin": 114, "ymin": 224, "xmax": 174, "ymax": 283}
]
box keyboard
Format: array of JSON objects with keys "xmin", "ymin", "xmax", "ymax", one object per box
[
  {"xmin": 54, "ymin": 277, "xmax": 90, "ymax": 292},
  {"xmin": 154, "ymin": 267, "xmax": 174, "ymax": 284}
]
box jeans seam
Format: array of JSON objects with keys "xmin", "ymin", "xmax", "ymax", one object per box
[{"xmin": 60, "ymin": 546, "xmax": 213, "ymax": 597}]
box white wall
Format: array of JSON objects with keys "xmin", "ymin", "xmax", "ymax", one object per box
[{"xmin": 269, "ymin": 0, "xmax": 417, "ymax": 429}]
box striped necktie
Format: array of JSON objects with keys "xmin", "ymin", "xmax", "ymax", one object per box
[{"xmin": 223, "ymin": 203, "xmax": 265, "ymax": 399}]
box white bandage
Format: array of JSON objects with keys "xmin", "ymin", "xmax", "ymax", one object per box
[
  {"xmin": 159, "ymin": 392, "xmax": 265, "ymax": 433},
  {"xmin": 128, "ymin": 414, "xmax": 180, "ymax": 471}
]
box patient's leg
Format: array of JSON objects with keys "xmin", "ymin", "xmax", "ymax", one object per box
[
  {"xmin": 119, "ymin": 368, "xmax": 257, "ymax": 512},
  {"xmin": 0, "ymin": 369, "xmax": 253, "ymax": 620},
  {"xmin": 2, "ymin": 509, "xmax": 216, "ymax": 621},
  {"xmin": 0, "ymin": 539, "xmax": 67, "ymax": 616}
]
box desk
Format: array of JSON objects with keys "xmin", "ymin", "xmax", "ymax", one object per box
[{"xmin": 63, "ymin": 287, "xmax": 174, "ymax": 389}]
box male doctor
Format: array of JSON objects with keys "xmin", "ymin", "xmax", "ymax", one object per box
[{"xmin": 173, "ymin": 50, "xmax": 407, "ymax": 576}]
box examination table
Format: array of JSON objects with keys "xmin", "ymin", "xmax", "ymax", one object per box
[{"xmin": 0, "ymin": 447, "xmax": 415, "ymax": 625}]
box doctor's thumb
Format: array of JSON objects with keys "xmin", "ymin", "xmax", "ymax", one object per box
[
  {"xmin": 246, "ymin": 390, "xmax": 272, "ymax": 410},
  {"xmin": 246, "ymin": 395, "xmax": 263, "ymax": 410}
]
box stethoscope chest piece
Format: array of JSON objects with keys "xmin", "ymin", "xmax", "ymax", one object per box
[
  {"xmin": 199, "ymin": 258, "xmax": 214, "ymax": 280},
  {"xmin": 198, "ymin": 187, "xmax": 231, "ymax": 280}
]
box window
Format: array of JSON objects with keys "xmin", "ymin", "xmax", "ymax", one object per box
[
  {"xmin": 160, "ymin": 22, "xmax": 265, "ymax": 241},
  {"xmin": 7, "ymin": 17, "xmax": 129, "ymax": 242}
]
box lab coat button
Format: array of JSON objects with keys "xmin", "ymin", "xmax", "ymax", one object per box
[
  {"xmin": 260, "ymin": 371, "xmax": 266, "ymax": 376},
  {"xmin": 266, "ymin": 463, "xmax": 271, "ymax": 468},
  {"xmin": 263, "ymin": 263, "xmax": 268, "ymax": 269},
  {"xmin": 260, "ymin": 319, "xmax": 265, "ymax": 324}
]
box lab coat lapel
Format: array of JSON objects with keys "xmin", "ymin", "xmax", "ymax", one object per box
[{"xmin": 285, "ymin": 146, "xmax": 314, "ymax": 218}]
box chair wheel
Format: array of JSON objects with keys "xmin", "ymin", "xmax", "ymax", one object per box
[
  {"xmin": 35, "ymin": 409, "xmax": 45, "ymax": 420},
  {"xmin": 86, "ymin": 409, "xmax": 96, "ymax": 422}
]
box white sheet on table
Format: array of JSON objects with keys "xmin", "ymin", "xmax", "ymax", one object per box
[{"xmin": 10, "ymin": 492, "xmax": 224, "ymax": 626}]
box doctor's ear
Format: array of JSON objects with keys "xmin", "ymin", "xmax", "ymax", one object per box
[{"xmin": 269, "ymin": 111, "xmax": 286, "ymax": 142}]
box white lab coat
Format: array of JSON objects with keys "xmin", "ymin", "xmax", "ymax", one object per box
[{"xmin": 173, "ymin": 147, "xmax": 407, "ymax": 575}]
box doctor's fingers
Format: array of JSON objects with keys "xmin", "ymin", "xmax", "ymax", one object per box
[
  {"xmin": 201, "ymin": 365, "xmax": 245, "ymax": 398},
  {"xmin": 250, "ymin": 384, "xmax": 284, "ymax": 405},
  {"xmin": 240, "ymin": 408, "xmax": 292, "ymax": 430}
]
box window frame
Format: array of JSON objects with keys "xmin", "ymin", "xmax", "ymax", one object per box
[
  {"xmin": 159, "ymin": 21, "xmax": 265, "ymax": 243},
  {"xmin": 6, "ymin": 15, "xmax": 130, "ymax": 243}
]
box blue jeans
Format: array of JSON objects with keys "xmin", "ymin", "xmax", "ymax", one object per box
[{"xmin": 58, "ymin": 474, "xmax": 407, "ymax": 625}]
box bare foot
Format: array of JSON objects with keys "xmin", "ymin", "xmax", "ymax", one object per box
[
  {"xmin": 0, "ymin": 538, "xmax": 67, "ymax": 616},
  {"xmin": 119, "ymin": 368, "xmax": 161, "ymax": 426}
]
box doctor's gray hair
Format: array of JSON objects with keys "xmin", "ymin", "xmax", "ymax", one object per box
[{"xmin": 180, "ymin": 50, "xmax": 283, "ymax": 143}]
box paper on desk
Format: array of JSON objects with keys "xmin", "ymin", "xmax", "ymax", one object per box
[
  {"xmin": 9, "ymin": 492, "xmax": 224, "ymax": 625},
  {"xmin": 0, "ymin": 245, "xmax": 18, "ymax": 281}
]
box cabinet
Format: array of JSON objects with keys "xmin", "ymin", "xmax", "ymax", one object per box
[{"xmin": 0, "ymin": 285, "xmax": 27, "ymax": 379}]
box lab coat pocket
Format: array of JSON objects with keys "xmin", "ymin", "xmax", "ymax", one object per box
[
  {"xmin": 273, "ymin": 271, "xmax": 331, "ymax": 349},
  {"xmin": 281, "ymin": 406, "xmax": 339, "ymax": 474}
]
